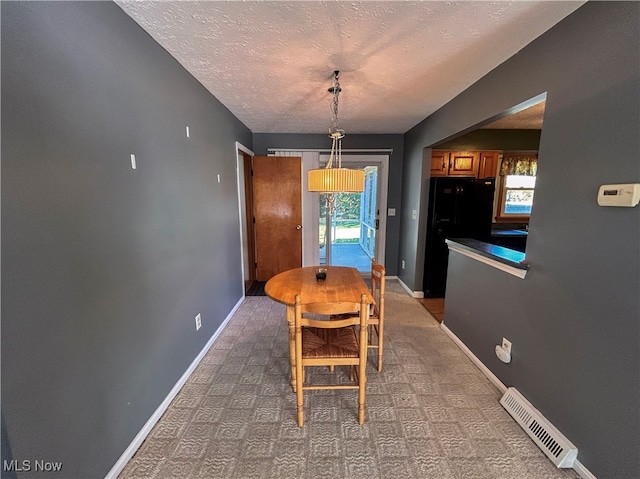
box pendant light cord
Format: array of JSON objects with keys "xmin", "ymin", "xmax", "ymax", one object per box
[{"xmin": 327, "ymin": 71, "xmax": 344, "ymax": 170}]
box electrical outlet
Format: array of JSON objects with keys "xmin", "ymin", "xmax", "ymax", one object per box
[
  {"xmin": 195, "ymin": 313, "xmax": 202, "ymax": 331},
  {"xmin": 401, "ymin": 260, "xmax": 406, "ymax": 269},
  {"xmin": 502, "ymin": 337, "xmax": 512, "ymax": 354}
]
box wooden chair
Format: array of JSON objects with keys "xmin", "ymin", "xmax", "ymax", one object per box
[
  {"xmin": 329, "ymin": 259, "xmax": 387, "ymax": 371},
  {"xmin": 369, "ymin": 258, "xmax": 386, "ymax": 372},
  {"xmin": 294, "ymin": 293, "xmax": 369, "ymax": 427}
]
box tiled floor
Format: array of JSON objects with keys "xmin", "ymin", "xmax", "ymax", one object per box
[{"xmin": 119, "ymin": 280, "xmax": 580, "ymax": 479}]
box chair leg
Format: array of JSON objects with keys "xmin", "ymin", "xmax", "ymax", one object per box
[
  {"xmin": 358, "ymin": 365, "xmax": 366, "ymax": 425},
  {"xmin": 297, "ymin": 404, "xmax": 304, "ymax": 427},
  {"xmin": 377, "ymin": 324, "xmax": 383, "ymax": 372},
  {"xmin": 296, "ymin": 365, "xmax": 304, "ymax": 427},
  {"xmin": 296, "ymin": 374, "xmax": 304, "ymax": 427}
]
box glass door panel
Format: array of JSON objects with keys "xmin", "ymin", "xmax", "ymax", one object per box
[{"xmin": 318, "ymin": 165, "xmax": 378, "ymax": 273}]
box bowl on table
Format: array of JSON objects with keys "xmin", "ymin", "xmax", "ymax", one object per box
[{"xmin": 315, "ymin": 268, "xmax": 327, "ymax": 281}]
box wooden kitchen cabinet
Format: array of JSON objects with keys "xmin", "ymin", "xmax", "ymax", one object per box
[
  {"xmin": 478, "ymin": 151, "xmax": 500, "ymax": 178},
  {"xmin": 448, "ymin": 151, "xmax": 480, "ymax": 176},
  {"xmin": 431, "ymin": 150, "xmax": 500, "ymax": 178},
  {"xmin": 430, "ymin": 150, "xmax": 450, "ymax": 177}
]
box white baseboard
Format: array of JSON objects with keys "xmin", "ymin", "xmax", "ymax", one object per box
[
  {"xmin": 440, "ymin": 323, "xmax": 507, "ymax": 394},
  {"xmin": 440, "ymin": 323, "xmax": 597, "ymax": 479},
  {"xmin": 396, "ymin": 277, "xmax": 424, "ymax": 298},
  {"xmin": 573, "ymin": 460, "xmax": 598, "ymax": 479},
  {"xmin": 104, "ymin": 296, "xmax": 245, "ymax": 479}
]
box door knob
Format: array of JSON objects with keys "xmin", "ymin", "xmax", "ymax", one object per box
[{"xmin": 296, "ymin": 225, "xmax": 302, "ymax": 230}]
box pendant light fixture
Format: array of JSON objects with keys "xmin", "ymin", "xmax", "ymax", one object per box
[{"xmin": 308, "ymin": 71, "xmax": 365, "ymax": 195}]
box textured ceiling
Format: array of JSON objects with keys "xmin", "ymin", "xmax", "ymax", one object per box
[{"xmin": 116, "ymin": 1, "xmax": 583, "ymax": 134}]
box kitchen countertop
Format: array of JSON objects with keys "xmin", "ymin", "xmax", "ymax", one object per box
[
  {"xmin": 491, "ymin": 229, "xmax": 528, "ymax": 237},
  {"xmin": 445, "ymin": 238, "xmax": 529, "ymax": 275}
]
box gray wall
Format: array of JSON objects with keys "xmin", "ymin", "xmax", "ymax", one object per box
[
  {"xmin": 253, "ymin": 133, "xmax": 405, "ymax": 276},
  {"xmin": 401, "ymin": 2, "xmax": 639, "ymax": 478},
  {"xmin": 1, "ymin": 2, "xmax": 251, "ymax": 478}
]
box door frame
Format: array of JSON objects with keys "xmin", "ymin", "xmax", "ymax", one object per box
[
  {"xmin": 314, "ymin": 154, "xmax": 389, "ymax": 271},
  {"xmin": 235, "ymin": 141, "xmax": 254, "ymax": 293},
  {"xmin": 238, "ymin": 148, "xmax": 389, "ymax": 283}
]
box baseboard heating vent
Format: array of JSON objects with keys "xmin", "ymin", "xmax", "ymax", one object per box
[{"xmin": 500, "ymin": 387, "xmax": 578, "ymax": 468}]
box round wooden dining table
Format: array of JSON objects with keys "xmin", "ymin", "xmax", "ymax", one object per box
[{"xmin": 265, "ymin": 266, "xmax": 374, "ymax": 390}]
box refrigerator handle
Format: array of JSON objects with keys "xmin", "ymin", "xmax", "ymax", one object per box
[{"xmin": 453, "ymin": 185, "xmax": 464, "ymax": 225}]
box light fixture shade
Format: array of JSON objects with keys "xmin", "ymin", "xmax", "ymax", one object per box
[{"xmin": 308, "ymin": 168, "xmax": 365, "ymax": 193}]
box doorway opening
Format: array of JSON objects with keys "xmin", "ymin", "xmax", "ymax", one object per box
[
  {"xmin": 419, "ymin": 93, "xmax": 546, "ymax": 319},
  {"xmin": 236, "ymin": 143, "xmax": 258, "ymax": 295},
  {"xmin": 240, "ymin": 150, "xmax": 389, "ymax": 283}
]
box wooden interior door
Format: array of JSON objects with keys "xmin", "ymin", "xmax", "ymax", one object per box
[{"xmin": 252, "ymin": 156, "xmax": 302, "ymax": 281}]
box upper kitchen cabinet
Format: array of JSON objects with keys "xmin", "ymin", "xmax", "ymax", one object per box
[
  {"xmin": 448, "ymin": 151, "xmax": 480, "ymax": 176},
  {"xmin": 430, "ymin": 150, "xmax": 450, "ymax": 177},
  {"xmin": 431, "ymin": 150, "xmax": 500, "ymax": 178},
  {"xmin": 478, "ymin": 151, "xmax": 500, "ymax": 178},
  {"xmin": 431, "ymin": 150, "xmax": 480, "ymax": 177}
]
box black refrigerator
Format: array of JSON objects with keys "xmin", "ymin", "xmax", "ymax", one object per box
[{"xmin": 423, "ymin": 177, "xmax": 495, "ymax": 298}]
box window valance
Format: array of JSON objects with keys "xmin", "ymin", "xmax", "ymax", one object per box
[{"xmin": 500, "ymin": 154, "xmax": 538, "ymax": 176}]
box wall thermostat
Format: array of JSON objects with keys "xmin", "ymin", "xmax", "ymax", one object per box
[{"xmin": 597, "ymin": 183, "xmax": 640, "ymax": 207}]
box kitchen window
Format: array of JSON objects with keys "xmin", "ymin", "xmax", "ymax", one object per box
[{"xmin": 496, "ymin": 153, "xmax": 537, "ymax": 221}]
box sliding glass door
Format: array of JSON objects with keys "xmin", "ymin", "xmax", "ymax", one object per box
[{"xmin": 319, "ymin": 165, "xmax": 379, "ymax": 273}]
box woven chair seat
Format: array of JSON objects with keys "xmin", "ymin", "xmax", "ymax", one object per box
[{"xmin": 302, "ymin": 326, "xmax": 359, "ymax": 358}]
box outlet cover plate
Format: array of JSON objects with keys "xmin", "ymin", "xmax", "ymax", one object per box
[
  {"xmin": 195, "ymin": 313, "xmax": 202, "ymax": 331},
  {"xmin": 502, "ymin": 337, "xmax": 512, "ymax": 354}
]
